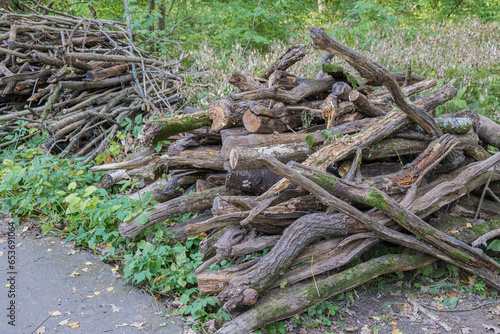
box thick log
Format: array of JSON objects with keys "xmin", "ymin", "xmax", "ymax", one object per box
[
  {"xmin": 229, "ymin": 141, "xmax": 314, "ymax": 170},
  {"xmin": 216, "ymin": 219, "xmax": 497, "ymax": 333},
  {"xmin": 119, "ymin": 186, "xmax": 237, "ymax": 238},
  {"xmin": 243, "ymin": 104, "xmax": 322, "ymax": 133},
  {"xmin": 456, "ymin": 109, "xmax": 500, "ymax": 149},
  {"xmin": 162, "ymin": 146, "xmax": 225, "ymax": 170},
  {"xmin": 229, "ymin": 77, "xmax": 335, "ymax": 104},
  {"xmin": 229, "ymin": 72, "xmax": 263, "ymax": 92},
  {"xmin": 349, "ymin": 90, "xmax": 386, "ymax": 117},
  {"xmin": 208, "ymin": 100, "xmax": 265, "ymax": 132},
  {"xmin": 225, "ymin": 169, "xmax": 282, "ymax": 195},
  {"xmin": 139, "ymin": 111, "xmax": 212, "ymax": 145},
  {"xmin": 262, "ymin": 44, "xmax": 306, "ymax": 79},
  {"xmin": 309, "ymin": 27, "xmax": 442, "ymax": 137}
]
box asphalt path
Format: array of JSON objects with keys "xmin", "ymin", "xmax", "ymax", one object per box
[{"xmin": 0, "ymin": 217, "xmax": 186, "ymax": 334}]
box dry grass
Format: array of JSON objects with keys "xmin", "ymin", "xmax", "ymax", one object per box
[{"xmin": 181, "ymin": 20, "xmax": 500, "ymax": 119}]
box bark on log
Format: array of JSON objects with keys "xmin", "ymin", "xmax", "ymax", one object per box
[
  {"xmin": 242, "ymin": 104, "xmax": 322, "ymax": 134},
  {"xmin": 119, "ymin": 186, "xmax": 237, "ymax": 238},
  {"xmin": 85, "ymin": 64, "xmax": 129, "ymax": 81},
  {"xmin": 139, "ymin": 111, "xmax": 212, "ymax": 145},
  {"xmin": 309, "ymin": 27, "xmax": 442, "ymax": 137},
  {"xmin": 229, "ymin": 77, "xmax": 335, "ymax": 104},
  {"xmin": 215, "ymin": 219, "xmax": 497, "ymax": 333},
  {"xmin": 456, "ymin": 109, "xmax": 500, "ymax": 149},
  {"xmin": 229, "ymin": 142, "xmax": 314, "ymax": 170},
  {"xmin": 208, "ymin": 100, "xmax": 265, "ymax": 132},
  {"xmin": 229, "ymin": 72, "xmax": 263, "ymax": 92},
  {"xmin": 225, "ymin": 169, "xmax": 283, "ymax": 195},
  {"xmin": 162, "ymin": 146, "xmax": 225, "ymax": 170},
  {"xmin": 349, "ymin": 90, "xmax": 386, "ymax": 117},
  {"xmin": 262, "ymin": 44, "xmax": 306, "ymax": 79}
]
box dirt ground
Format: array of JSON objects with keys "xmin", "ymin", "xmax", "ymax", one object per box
[{"xmin": 276, "ymin": 276, "xmax": 500, "ymax": 334}]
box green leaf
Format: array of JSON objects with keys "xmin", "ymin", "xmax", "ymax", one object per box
[
  {"xmin": 138, "ymin": 213, "xmax": 149, "ymax": 225},
  {"xmin": 487, "ymin": 239, "xmax": 500, "ymax": 252},
  {"xmin": 68, "ymin": 182, "xmax": 77, "ymax": 190},
  {"xmin": 3, "ymin": 159, "xmax": 14, "ymax": 167},
  {"xmin": 83, "ymin": 186, "xmax": 98, "ymax": 197}
]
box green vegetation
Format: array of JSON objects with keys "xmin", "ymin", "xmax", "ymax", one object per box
[
  {"xmin": 0, "ymin": 147, "xmax": 223, "ymax": 325},
  {"xmin": 2, "ymin": 0, "xmax": 500, "ymax": 331}
]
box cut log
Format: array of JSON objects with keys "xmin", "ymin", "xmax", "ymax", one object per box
[
  {"xmin": 349, "ymin": 90, "xmax": 386, "ymax": 117},
  {"xmin": 162, "ymin": 146, "xmax": 225, "ymax": 170},
  {"xmin": 208, "ymin": 100, "xmax": 266, "ymax": 132},
  {"xmin": 225, "ymin": 169, "xmax": 283, "ymax": 195},
  {"xmin": 229, "ymin": 141, "xmax": 314, "ymax": 170},
  {"xmin": 119, "ymin": 186, "xmax": 237, "ymax": 238},
  {"xmin": 456, "ymin": 109, "xmax": 500, "ymax": 149},
  {"xmin": 242, "ymin": 104, "xmax": 323, "ymax": 133}
]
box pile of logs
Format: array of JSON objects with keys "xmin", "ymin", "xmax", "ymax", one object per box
[
  {"xmin": 0, "ymin": 7, "xmax": 187, "ymax": 164},
  {"xmin": 87, "ymin": 27, "xmax": 500, "ymax": 332}
]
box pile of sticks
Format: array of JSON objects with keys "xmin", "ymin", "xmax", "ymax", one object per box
[
  {"xmin": 95, "ymin": 27, "xmax": 499, "ymax": 332},
  {"xmin": 0, "ymin": 8, "xmax": 187, "ymax": 164}
]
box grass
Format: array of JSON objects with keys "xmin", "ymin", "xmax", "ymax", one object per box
[{"xmin": 184, "ymin": 19, "xmax": 500, "ymax": 121}]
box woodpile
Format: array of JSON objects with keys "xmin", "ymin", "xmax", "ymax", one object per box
[
  {"xmin": 95, "ymin": 27, "xmax": 500, "ymax": 332},
  {"xmin": 0, "ymin": 7, "xmax": 187, "ymax": 164},
  {"xmin": 7, "ymin": 11, "xmax": 499, "ymax": 332}
]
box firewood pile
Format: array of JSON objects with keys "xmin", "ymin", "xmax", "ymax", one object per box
[
  {"xmin": 0, "ymin": 8, "xmax": 187, "ymax": 164},
  {"xmin": 91, "ymin": 27, "xmax": 500, "ymax": 332},
  {"xmin": 11, "ymin": 11, "xmax": 499, "ymax": 331}
]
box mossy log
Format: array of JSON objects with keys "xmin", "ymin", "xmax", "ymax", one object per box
[
  {"xmin": 216, "ymin": 218, "xmax": 499, "ymax": 333},
  {"xmin": 119, "ymin": 186, "xmax": 238, "ymax": 238},
  {"xmin": 139, "ymin": 111, "xmax": 212, "ymax": 145},
  {"xmin": 258, "ymin": 155, "xmax": 500, "ymax": 294},
  {"xmin": 456, "ymin": 109, "xmax": 500, "ymax": 149}
]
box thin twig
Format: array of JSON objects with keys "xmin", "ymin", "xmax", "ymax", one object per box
[{"xmin": 475, "ymin": 166, "xmax": 496, "ymax": 219}]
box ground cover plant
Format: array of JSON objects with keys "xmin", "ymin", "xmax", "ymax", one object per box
[{"xmin": 1, "ymin": 1, "xmax": 500, "ymax": 333}]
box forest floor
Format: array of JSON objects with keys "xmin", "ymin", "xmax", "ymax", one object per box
[{"xmin": 1, "ymin": 216, "xmax": 499, "ymax": 334}]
